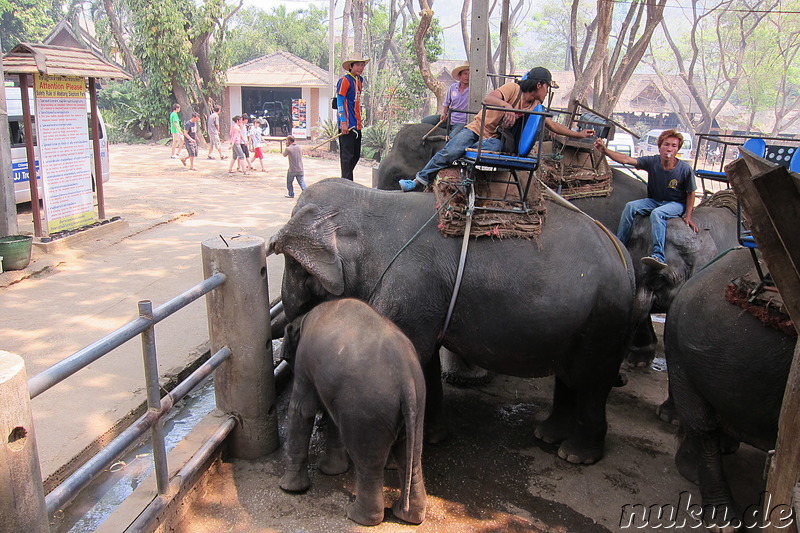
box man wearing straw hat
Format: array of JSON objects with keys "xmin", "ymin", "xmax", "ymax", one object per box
[
  {"xmin": 422, "ymin": 62, "xmax": 470, "ymax": 138},
  {"xmin": 336, "ymin": 54, "xmax": 369, "ymax": 181}
]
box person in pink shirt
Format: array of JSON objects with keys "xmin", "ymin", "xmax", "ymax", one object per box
[{"xmin": 228, "ymin": 115, "xmax": 248, "ymax": 175}]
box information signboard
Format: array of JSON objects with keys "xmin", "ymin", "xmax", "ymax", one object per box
[
  {"xmin": 291, "ymin": 99, "xmax": 308, "ymax": 138},
  {"xmin": 33, "ymin": 74, "xmax": 95, "ymax": 234}
]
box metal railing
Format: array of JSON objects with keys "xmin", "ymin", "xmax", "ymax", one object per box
[{"xmin": 3, "ymin": 235, "xmax": 280, "ymax": 532}]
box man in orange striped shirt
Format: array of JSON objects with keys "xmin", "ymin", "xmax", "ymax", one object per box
[{"xmin": 336, "ymin": 55, "xmax": 369, "ymax": 181}]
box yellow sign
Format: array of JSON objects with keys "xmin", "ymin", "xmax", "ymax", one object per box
[{"xmin": 34, "ymin": 74, "xmax": 85, "ymax": 99}]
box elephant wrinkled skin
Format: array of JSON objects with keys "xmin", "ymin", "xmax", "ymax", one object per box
[
  {"xmin": 279, "ymin": 299, "xmax": 427, "ymax": 526},
  {"xmin": 663, "ymin": 248, "xmax": 794, "ymax": 531},
  {"xmin": 269, "ymin": 178, "xmax": 635, "ymax": 465}
]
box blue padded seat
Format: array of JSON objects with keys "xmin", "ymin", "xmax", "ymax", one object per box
[
  {"xmin": 463, "ymin": 104, "xmax": 545, "ymax": 170},
  {"xmin": 696, "ymin": 137, "xmax": 766, "ymax": 182},
  {"xmin": 790, "ymin": 146, "xmax": 800, "ymax": 173}
]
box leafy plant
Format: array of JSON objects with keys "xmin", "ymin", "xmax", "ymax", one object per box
[{"xmin": 361, "ymin": 121, "xmax": 390, "ymax": 162}]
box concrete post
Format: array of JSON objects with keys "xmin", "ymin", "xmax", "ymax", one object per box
[
  {"xmin": 0, "ymin": 351, "xmax": 48, "ymax": 533},
  {"xmin": 202, "ymin": 235, "xmax": 277, "ymax": 458}
]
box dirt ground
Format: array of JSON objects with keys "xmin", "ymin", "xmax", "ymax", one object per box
[{"xmin": 174, "ymin": 350, "xmax": 767, "ymax": 533}]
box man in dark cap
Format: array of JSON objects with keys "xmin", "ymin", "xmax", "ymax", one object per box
[{"xmin": 400, "ymin": 66, "xmax": 596, "ymax": 192}]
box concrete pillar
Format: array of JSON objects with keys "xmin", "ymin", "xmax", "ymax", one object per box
[
  {"xmin": 202, "ymin": 235, "xmax": 277, "ymax": 459},
  {"xmin": 0, "ymin": 351, "xmax": 48, "ymax": 533}
]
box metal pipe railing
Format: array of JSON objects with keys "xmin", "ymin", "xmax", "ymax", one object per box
[
  {"xmin": 44, "ymin": 346, "xmax": 232, "ymax": 515},
  {"xmin": 28, "ymin": 272, "xmax": 227, "ymax": 399}
]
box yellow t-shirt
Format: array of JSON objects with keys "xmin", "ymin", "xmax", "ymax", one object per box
[{"xmin": 465, "ymin": 82, "xmax": 536, "ymax": 139}]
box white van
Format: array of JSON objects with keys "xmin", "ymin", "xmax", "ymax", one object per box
[
  {"xmin": 607, "ymin": 132, "xmax": 636, "ymax": 159},
  {"xmin": 6, "ymin": 86, "xmax": 110, "ymax": 204},
  {"xmin": 637, "ymin": 129, "xmax": 693, "ymax": 159}
]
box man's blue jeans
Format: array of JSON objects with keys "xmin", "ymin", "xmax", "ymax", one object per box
[
  {"xmin": 617, "ymin": 198, "xmax": 685, "ymax": 261},
  {"xmin": 415, "ymin": 129, "xmax": 503, "ymax": 185}
]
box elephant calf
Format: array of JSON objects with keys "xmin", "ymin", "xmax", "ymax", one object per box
[{"xmin": 279, "ymin": 298, "xmax": 427, "ymax": 526}]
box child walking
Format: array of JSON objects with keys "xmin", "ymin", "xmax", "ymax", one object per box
[
  {"xmin": 283, "ymin": 135, "xmax": 306, "ymax": 198},
  {"xmin": 248, "ymin": 119, "xmax": 267, "ymax": 172},
  {"xmin": 228, "ymin": 115, "xmax": 248, "ymax": 175}
]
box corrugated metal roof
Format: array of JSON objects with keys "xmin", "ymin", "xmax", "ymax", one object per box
[
  {"xmin": 2, "ymin": 42, "xmax": 131, "ymax": 79},
  {"xmin": 225, "ymin": 51, "xmax": 329, "ymax": 87}
]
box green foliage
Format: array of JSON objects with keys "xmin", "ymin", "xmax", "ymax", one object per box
[
  {"xmin": 97, "ymin": 80, "xmax": 165, "ymax": 139},
  {"xmin": 361, "ymin": 121, "xmax": 390, "ymax": 161},
  {"xmin": 227, "ymin": 4, "xmax": 328, "ymax": 69},
  {"xmin": 0, "ymin": 0, "xmax": 63, "ymax": 52}
]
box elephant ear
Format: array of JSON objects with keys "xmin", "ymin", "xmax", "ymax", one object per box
[{"xmin": 268, "ymin": 203, "xmax": 345, "ymax": 296}]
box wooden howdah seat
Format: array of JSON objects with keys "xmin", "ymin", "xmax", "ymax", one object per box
[{"xmin": 456, "ymin": 102, "xmax": 550, "ymax": 215}]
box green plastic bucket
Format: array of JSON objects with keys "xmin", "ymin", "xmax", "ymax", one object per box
[{"xmin": 0, "ymin": 235, "xmax": 33, "ymax": 271}]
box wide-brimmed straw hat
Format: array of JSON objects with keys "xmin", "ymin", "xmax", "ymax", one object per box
[
  {"xmin": 451, "ymin": 63, "xmax": 470, "ymax": 80},
  {"xmin": 342, "ymin": 55, "xmax": 371, "ymax": 71}
]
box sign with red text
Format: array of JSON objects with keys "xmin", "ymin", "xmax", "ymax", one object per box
[{"xmin": 34, "ymin": 74, "xmax": 95, "ymax": 234}]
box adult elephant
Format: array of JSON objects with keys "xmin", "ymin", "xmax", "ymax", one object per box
[
  {"xmin": 375, "ymin": 123, "xmax": 447, "ymax": 190},
  {"xmin": 624, "ymin": 201, "xmax": 739, "ymax": 366},
  {"xmin": 268, "ymin": 179, "xmax": 635, "ymax": 464},
  {"xmin": 662, "ymin": 247, "xmax": 794, "ymax": 530}
]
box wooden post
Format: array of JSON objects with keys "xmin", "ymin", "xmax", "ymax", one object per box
[
  {"xmin": 0, "ymin": 351, "xmax": 49, "ymax": 533},
  {"xmin": 0, "ymin": 36, "xmax": 19, "ymax": 236},
  {"xmin": 202, "ymin": 235, "xmax": 278, "ymax": 459},
  {"xmin": 469, "ymin": 0, "xmax": 489, "ymax": 114},
  {"xmin": 728, "ymin": 157, "xmax": 800, "ymax": 533}
]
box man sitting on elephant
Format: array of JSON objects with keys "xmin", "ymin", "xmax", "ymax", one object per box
[
  {"xmin": 399, "ymin": 66, "xmax": 596, "ymax": 192},
  {"xmin": 595, "ymin": 129, "xmax": 698, "ymax": 269},
  {"xmin": 421, "ymin": 62, "xmax": 470, "ymax": 139}
]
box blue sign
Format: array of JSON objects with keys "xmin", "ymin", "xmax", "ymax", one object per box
[{"xmin": 12, "ymin": 160, "xmax": 41, "ymax": 184}]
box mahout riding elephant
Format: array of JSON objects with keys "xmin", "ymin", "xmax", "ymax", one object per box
[
  {"xmin": 569, "ymin": 168, "xmax": 647, "ymax": 233},
  {"xmin": 375, "ymin": 123, "xmax": 447, "ymax": 190},
  {"xmin": 623, "ymin": 203, "xmax": 739, "ymax": 366},
  {"xmin": 279, "ymin": 298, "xmax": 427, "ymax": 526},
  {"xmin": 661, "ymin": 247, "xmax": 794, "ymax": 531},
  {"xmin": 268, "ymin": 178, "xmax": 635, "ymax": 465}
]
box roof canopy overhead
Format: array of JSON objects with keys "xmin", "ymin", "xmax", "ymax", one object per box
[
  {"xmin": 2, "ymin": 42, "xmax": 131, "ymax": 79},
  {"xmin": 226, "ymin": 51, "xmax": 328, "ymax": 87}
]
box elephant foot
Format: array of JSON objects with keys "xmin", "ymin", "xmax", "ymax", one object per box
[
  {"xmin": 556, "ymin": 438, "xmax": 603, "ymax": 465},
  {"xmin": 279, "ymin": 469, "xmax": 311, "ymax": 493},
  {"xmin": 319, "ymin": 446, "xmax": 349, "ymax": 475},
  {"xmin": 656, "ymin": 397, "xmax": 680, "ymax": 426},
  {"xmin": 534, "ymin": 416, "xmax": 573, "ymax": 445},
  {"xmin": 625, "ymin": 349, "xmax": 655, "ymax": 368},
  {"xmin": 391, "ymin": 500, "xmax": 426, "ymax": 525},
  {"xmin": 346, "ymin": 500, "xmax": 386, "ymax": 526},
  {"xmin": 701, "ymin": 503, "xmax": 743, "ymax": 533}
]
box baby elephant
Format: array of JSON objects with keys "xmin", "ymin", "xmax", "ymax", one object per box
[{"xmin": 279, "ymin": 298, "xmax": 427, "ymax": 526}]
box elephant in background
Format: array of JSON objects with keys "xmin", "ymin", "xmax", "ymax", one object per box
[
  {"xmin": 624, "ymin": 203, "xmax": 740, "ymax": 366},
  {"xmin": 279, "ymin": 298, "xmax": 427, "ymax": 526},
  {"xmin": 269, "ymin": 178, "xmax": 635, "ymax": 465},
  {"xmin": 662, "ymin": 247, "xmax": 794, "ymax": 530},
  {"xmin": 375, "ymin": 123, "xmax": 447, "ymax": 190}
]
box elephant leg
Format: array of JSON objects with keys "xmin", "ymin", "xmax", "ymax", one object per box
[
  {"xmin": 279, "ymin": 381, "xmax": 318, "ymax": 492},
  {"xmin": 696, "ymin": 432, "xmax": 742, "ymax": 531},
  {"xmin": 347, "ymin": 455, "xmax": 389, "ymax": 526},
  {"xmin": 319, "ymin": 416, "xmax": 349, "ymax": 475},
  {"xmin": 556, "ymin": 380, "xmax": 611, "ymax": 465},
  {"xmin": 389, "ymin": 439, "xmax": 426, "ymax": 524},
  {"xmin": 535, "ymin": 376, "xmax": 576, "ymax": 445},
  {"xmin": 440, "ymin": 348, "xmax": 493, "ymax": 387},
  {"xmin": 626, "ymin": 318, "xmax": 657, "ymax": 367},
  {"xmin": 656, "ymin": 387, "xmax": 680, "ymax": 426},
  {"xmin": 423, "ymin": 355, "xmax": 447, "ymax": 444}
]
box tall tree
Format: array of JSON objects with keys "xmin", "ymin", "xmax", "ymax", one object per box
[
  {"xmin": 655, "ymin": 0, "xmax": 778, "ymax": 133},
  {"xmin": 570, "ymin": 0, "xmax": 666, "ymax": 116},
  {"xmin": 0, "ymin": 0, "xmax": 63, "ymax": 51}
]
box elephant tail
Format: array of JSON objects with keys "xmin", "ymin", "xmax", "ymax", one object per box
[{"xmin": 400, "ymin": 377, "xmax": 424, "ymax": 514}]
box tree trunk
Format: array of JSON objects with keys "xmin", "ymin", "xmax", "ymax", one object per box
[
  {"xmin": 414, "ymin": 3, "xmax": 446, "ymax": 105},
  {"xmin": 101, "ymin": 0, "xmax": 140, "ymax": 76},
  {"xmin": 340, "ymin": 0, "xmax": 352, "ymax": 65}
]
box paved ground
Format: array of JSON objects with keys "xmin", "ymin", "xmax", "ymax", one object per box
[{"xmin": 1, "ymin": 141, "xmax": 374, "ymax": 482}]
